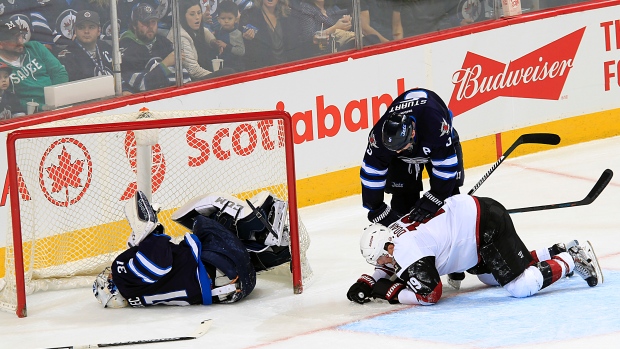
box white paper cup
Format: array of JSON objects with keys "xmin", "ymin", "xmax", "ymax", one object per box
[
  {"xmin": 26, "ymin": 101, "xmax": 39, "ymax": 115},
  {"xmin": 212, "ymin": 59, "xmax": 223, "ymax": 72}
]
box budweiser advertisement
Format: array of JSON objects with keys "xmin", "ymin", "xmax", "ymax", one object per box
[{"xmin": 449, "ymin": 27, "xmax": 586, "ymax": 115}]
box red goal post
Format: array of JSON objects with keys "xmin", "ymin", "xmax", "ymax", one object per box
[{"xmin": 3, "ymin": 109, "xmax": 311, "ymax": 317}]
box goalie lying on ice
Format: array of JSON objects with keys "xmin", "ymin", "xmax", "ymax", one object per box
[
  {"xmin": 347, "ymin": 194, "xmax": 603, "ymax": 305},
  {"xmin": 94, "ymin": 190, "xmax": 291, "ymax": 308}
]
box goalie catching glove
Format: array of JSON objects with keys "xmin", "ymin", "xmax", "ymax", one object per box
[{"xmin": 347, "ymin": 274, "xmax": 375, "ymax": 304}]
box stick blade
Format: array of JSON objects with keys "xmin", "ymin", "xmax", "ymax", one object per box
[
  {"xmin": 521, "ymin": 133, "xmax": 561, "ymax": 145},
  {"xmin": 584, "ymin": 169, "xmax": 613, "ymax": 203},
  {"xmin": 192, "ymin": 319, "xmax": 213, "ymax": 338}
]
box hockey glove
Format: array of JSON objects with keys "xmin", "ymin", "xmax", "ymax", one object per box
[
  {"xmin": 367, "ymin": 203, "xmax": 401, "ymax": 226},
  {"xmin": 371, "ymin": 278, "xmax": 406, "ymax": 304},
  {"xmin": 347, "ymin": 274, "xmax": 375, "ymax": 304},
  {"xmin": 408, "ymin": 191, "xmax": 444, "ymax": 223}
]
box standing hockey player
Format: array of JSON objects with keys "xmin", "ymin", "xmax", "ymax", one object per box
[
  {"xmin": 361, "ymin": 88, "xmax": 464, "ymax": 226},
  {"xmin": 93, "ymin": 191, "xmax": 256, "ymax": 308},
  {"xmin": 361, "ymin": 88, "xmax": 465, "ymax": 288},
  {"xmin": 347, "ymin": 194, "xmax": 603, "ymax": 305}
]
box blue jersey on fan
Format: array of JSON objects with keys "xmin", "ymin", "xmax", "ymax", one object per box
[{"xmin": 360, "ymin": 88, "xmax": 463, "ymax": 212}]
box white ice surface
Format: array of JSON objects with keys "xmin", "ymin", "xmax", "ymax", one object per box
[{"xmin": 1, "ymin": 136, "xmax": 619, "ymax": 349}]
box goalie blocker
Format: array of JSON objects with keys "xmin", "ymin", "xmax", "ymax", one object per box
[{"xmin": 172, "ymin": 192, "xmax": 292, "ymax": 272}]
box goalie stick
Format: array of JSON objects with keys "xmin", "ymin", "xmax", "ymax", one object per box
[
  {"xmin": 468, "ymin": 133, "xmax": 561, "ymax": 195},
  {"xmin": 507, "ymin": 169, "xmax": 613, "ymax": 214},
  {"xmin": 46, "ymin": 319, "xmax": 212, "ymax": 349}
]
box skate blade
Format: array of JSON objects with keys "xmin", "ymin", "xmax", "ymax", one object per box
[{"xmin": 585, "ymin": 240, "xmax": 604, "ymax": 285}]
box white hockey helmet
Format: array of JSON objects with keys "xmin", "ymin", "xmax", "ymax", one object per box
[
  {"xmin": 93, "ymin": 267, "xmax": 129, "ymax": 308},
  {"xmin": 360, "ymin": 223, "xmax": 395, "ymax": 265}
]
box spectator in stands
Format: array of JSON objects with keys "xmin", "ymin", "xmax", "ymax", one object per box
[
  {"xmin": 239, "ymin": 0, "xmax": 303, "ymax": 70},
  {"xmin": 0, "ymin": 0, "xmax": 54, "ymax": 47},
  {"xmin": 0, "ymin": 18, "xmax": 68, "ymax": 112},
  {"xmin": 200, "ymin": 0, "xmax": 253, "ymax": 32},
  {"xmin": 167, "ymin": 0, "xmax": 234, "ymax": 81},
  {"xmin": 213, "ymin": 0, "xmax": 245, "ymax": 72},
  {"xmin": 398, "ymin": 0, "xmax": 472, "ymax": 38},
  {"xmin": 57, "ymin": 10, "xmax": 113, "ymax": 81},
  {"xmin": 120, "ymin": 3, "xmax": 190, "ymax": 93},
  {"xmin": 297, "ymin": 0, "xmax": 362, "ymax": 54},
  {"xmin": 117, "ymin": 0, "xmax": 173, "ymax": 37},
  {"xmin": 360, "ymin": 0, "xmax": 403, "ymax": 44},
  {"xmin": 73, "ymin": 0, "xmax": 116, "ymax": 43},
  {"xmin": 0, "ymin": 62, "xmax": 26, "ymax": 120},
  {"xmin": 35, "ymin": 0, "xmax": 78, "ymax": 52}
]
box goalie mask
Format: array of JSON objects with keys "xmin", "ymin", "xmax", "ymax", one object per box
[
  {"xmin": 382, "ymin": 113, "xmax": 415, "ymax": 152},
  {"xmin": 93, "ymin": 267, "xmax": 129, "ymax": 308},
  {"xmin": 360, "ymin": 223, "xmax": 395, "ymax": 265}
]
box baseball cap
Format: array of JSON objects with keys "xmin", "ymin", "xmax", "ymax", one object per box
[
  {"xmin": 75, "ymin": 10, "xmax": 101, "ymax": 27},
  {"xmin": 0, "ymin": 62, "xmax": 12, "ymax": 72},
  {"xmin": 0, "ymin": 18, "xmax": 27, "ymax": 41},
  {"xmin": 131, "ymin": 3, "xmax": 159, "ymax": 23}
]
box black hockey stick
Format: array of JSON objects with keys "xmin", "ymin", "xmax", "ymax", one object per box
[
  {"xmin": 507, "ymin": 169, "xmax": 613, "ymax": 214},
  {"xmin": 246, "ymin": 199, "xmax": 278, "ymax": 240},
  {"xmin": 468, "ymin": 133, "xmax": 561, "ymax": 195},
  {"xmin": 46, "ymin": 319, "xmax": 212, "ymax": 349}
]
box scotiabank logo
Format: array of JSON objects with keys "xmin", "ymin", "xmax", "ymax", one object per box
[{"xmin": 448, "ymin": 27, "xmax": 585, "ymax": 115}]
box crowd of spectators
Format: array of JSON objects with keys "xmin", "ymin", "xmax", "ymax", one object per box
[{"xmin": 0, "ymin": 0, "xmax": 588, "ymax": 119}]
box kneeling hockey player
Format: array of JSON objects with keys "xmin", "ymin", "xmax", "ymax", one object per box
[
  {"xmin": 347, "ymin": 194, "xmax": 603, "ymax": 305},
  {"xmin": 94, "ymin": 190, "xmax": 293, "ymax": 308}
]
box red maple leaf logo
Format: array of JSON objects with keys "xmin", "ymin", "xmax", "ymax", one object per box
[{"xmin": 46, "ymin": 146, "xmax": 84, "ymax": 193}]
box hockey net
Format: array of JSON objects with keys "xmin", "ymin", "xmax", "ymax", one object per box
[{"xmin": 1, "ymin": 108, "xmax": 312, "ymax": 317}]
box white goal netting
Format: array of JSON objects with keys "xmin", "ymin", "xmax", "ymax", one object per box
[{"xmin": 1, "ymin": 108, "xmax": 312, "ymax": 316}]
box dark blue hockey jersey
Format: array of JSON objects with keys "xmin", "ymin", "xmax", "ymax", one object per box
[
  {"xmin": 112, "ymin": 231, "xmax": 213, "ymax": 307},
  {"xmin": 0, "ymin": 0, "xmax": 54, "ymax": 45},
  {"xmin": 119, "ymin": 30, "xmax": 191, "ymax": 92},
  {"xmin": 360, "ymin": 88, "xmax": 461, "ymax": 211}
]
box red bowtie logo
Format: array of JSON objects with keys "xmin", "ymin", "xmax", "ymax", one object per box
[{"xmin": 448, "ymin": 27, "xmax": 585, "ymax": 115}]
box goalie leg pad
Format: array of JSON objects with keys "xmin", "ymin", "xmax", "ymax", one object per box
[
  {"xmin": 239, "ymin": 192, "xmax": 290, "ymax": 246},
  {"xmin": 264, "ymin": 199, "xmax": 289, "ymax": 246},
  {"xmin": 249, "ymin": 245, "xmax": 292, "ymax": 272},
  {"xmin": 125, "ymin": 190, "xmax": 159, "ymax": 247},
  {"xmin": 171, "ymin": 193, "xmax": 245, "ymax": 231}
]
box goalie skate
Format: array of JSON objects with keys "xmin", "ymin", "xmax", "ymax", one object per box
[
  {"xmin": 265, "ymin": 199, "xmax": 290, "ymax": 247},
  {"xmin": 568, "ymin": 241, "xmax": 603, "ymax": 287},
  {"xmin": 124, "ymin": 190, "xmax": 160, "ymax": 247}
]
